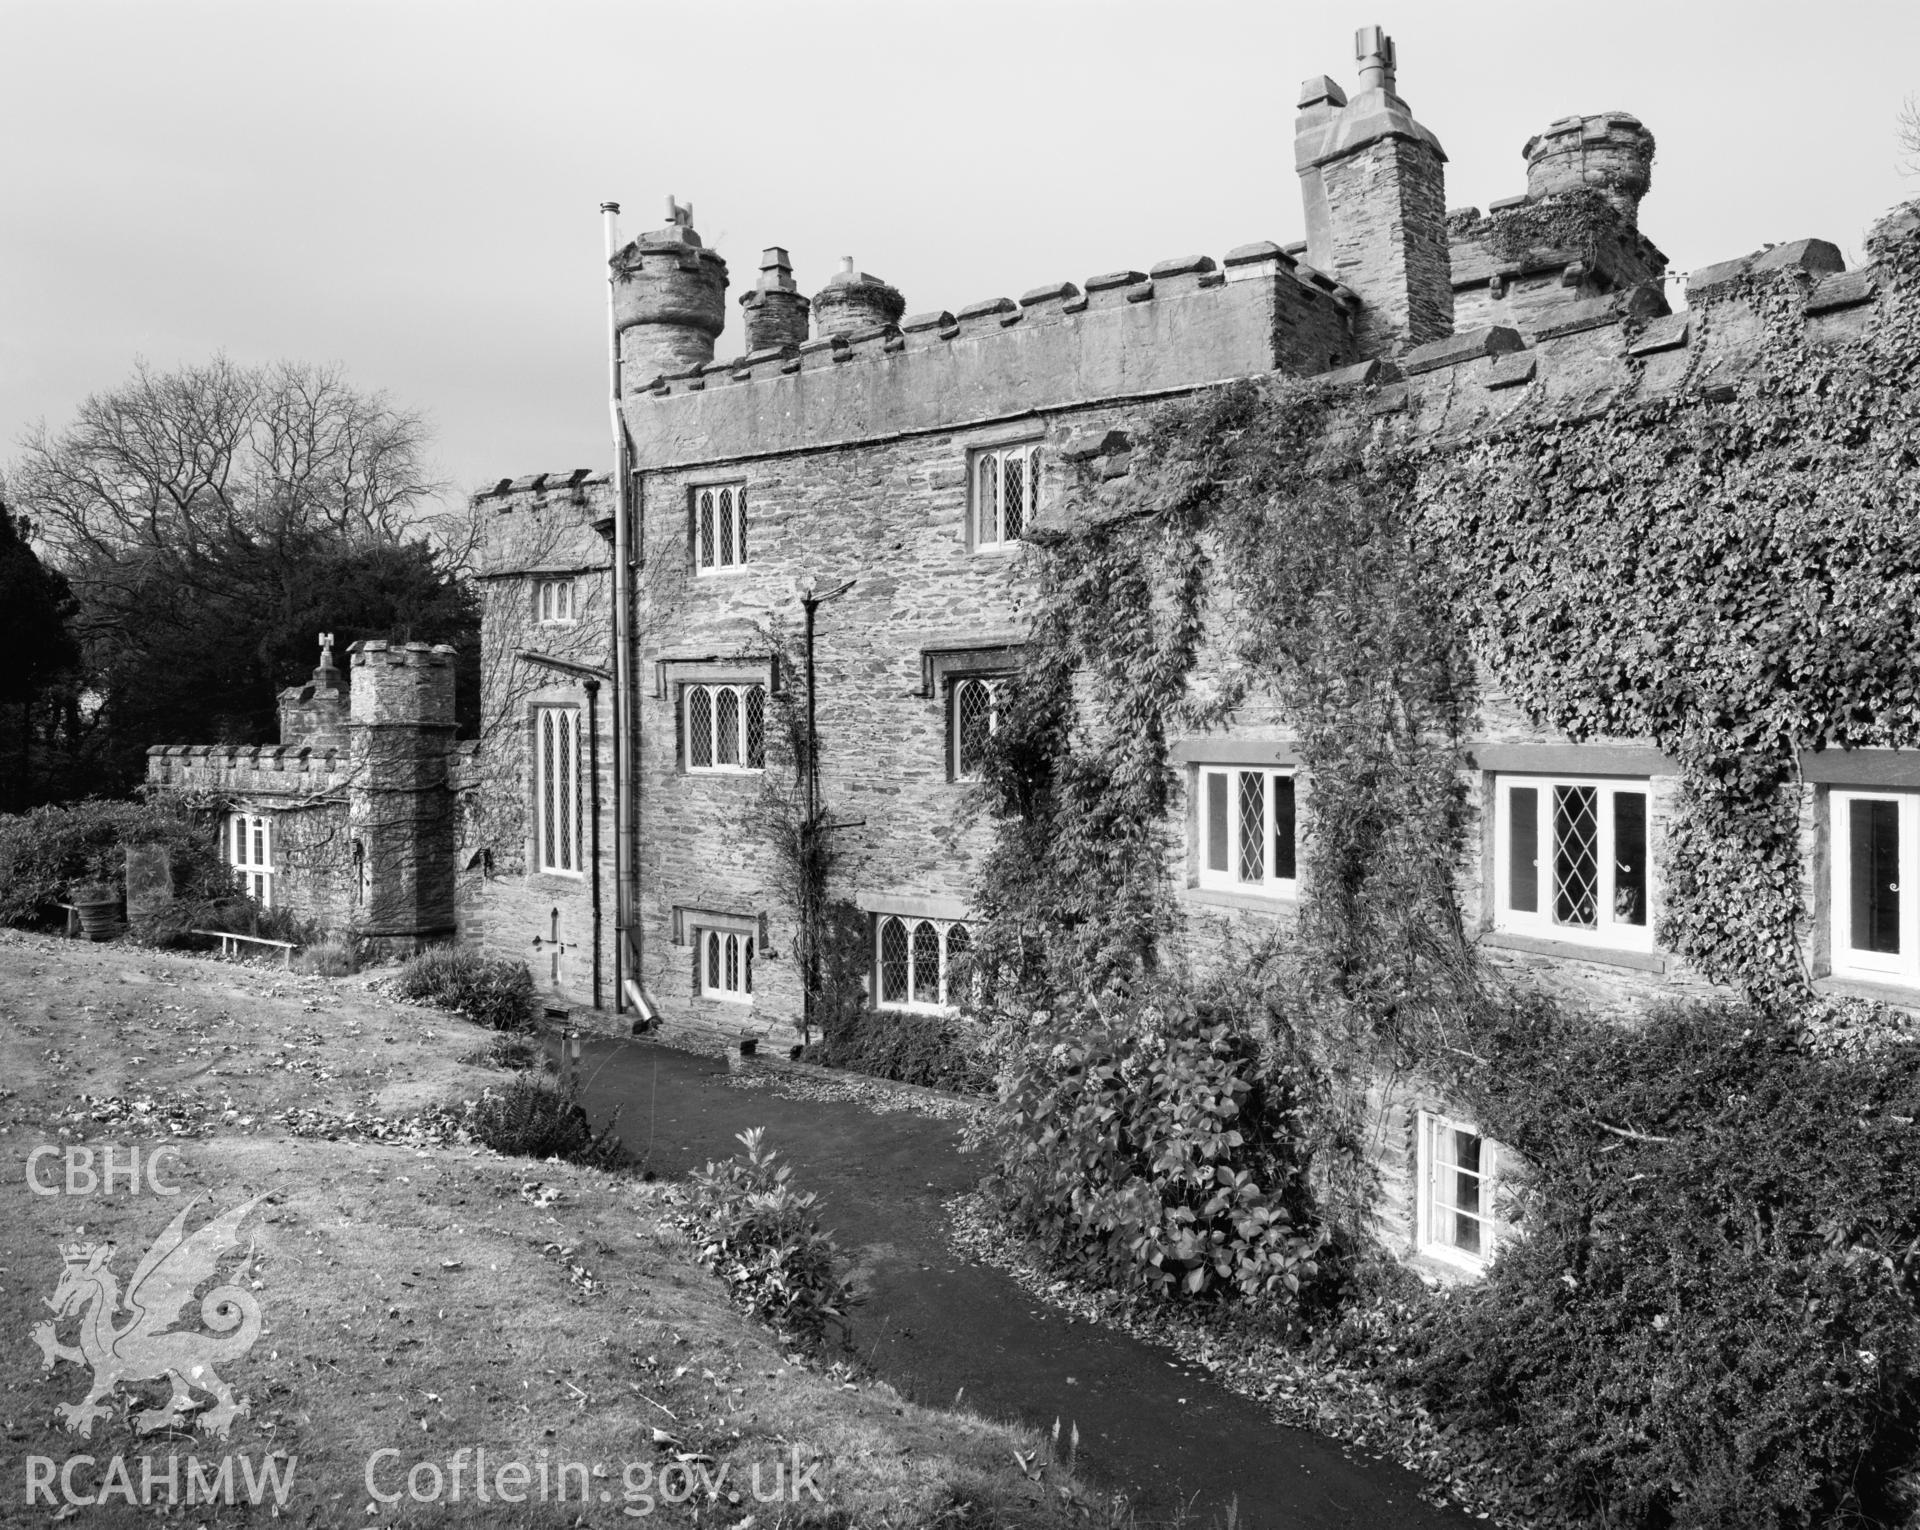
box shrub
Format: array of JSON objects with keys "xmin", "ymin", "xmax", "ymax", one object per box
[
  {"xmin": 986, "ymin": 993, "xmax": 1324, "ymax": 1307},
  {"xmin": 394, "ymin": 946, "xmax": 536, "ymax": 1031},
  {"xmin": 1409, "ymin": 1002, "xmax": 1920, "ymax": 1529},
  {"xmin": 130, "ymin": 889, "xmax": 312, "ymax": 953},
  {"xmin": 0, "ymin": 792, "xmax": 229, "ymax": 927},
  {"xmin": 812, "ymin": 1007, "xmax": 994, "ymax": 1095},
  {"xmin": 682, "ymin": 1127, "xmax": 857, "ymax": 1350},
  {"xmin": 294, "ymin": 935, "xmax": 359, "ymax": 977},
  {"xmin": 466, "ymin": 1073, "xmax": 623, "ymax": 1167}
]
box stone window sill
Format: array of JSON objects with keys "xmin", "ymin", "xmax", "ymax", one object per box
[
  {"xmin": 1475, "ymin": 929, "xmax": 1668, "ymax": 974},
  {"xmin": 1179, "ymin": 884, "xmax": 1298, "ymax": 915}
]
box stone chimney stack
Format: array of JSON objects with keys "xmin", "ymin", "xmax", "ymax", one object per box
[
  {"xmin": 739, "ymin": 247, "xmax": 811, "ymax": 352},
  {"xmin": 1295, "ymin": 25, "xmax": 1453, "ymax": 354},
  {"xmin": 347, "ymin": 640, "xmax": 457, "ymax": 951},
  {"xmin": 610, "ymin": 196, "xmax": 730, "ymax": 389},
  {"xmin": 811, "ymin": 257, "xmax": 906, "ymax": 337}
]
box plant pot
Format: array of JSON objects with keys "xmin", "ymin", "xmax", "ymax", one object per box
[{"xmin": 73, "ymin": 899, "xmax": 122, "ymax": 942}]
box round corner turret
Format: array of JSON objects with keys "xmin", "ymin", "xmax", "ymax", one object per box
[
  {"xmin": 1523, "ymin": 113, "xmax": 1656, "ymax": 227},
  {"xmin": 611, "ymin": 196, "xmax": 730, "ymax": 385}
]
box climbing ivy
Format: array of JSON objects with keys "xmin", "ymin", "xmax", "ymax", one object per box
[{"xmin": 975, "ymin": 199, "xmax": 1920, "ymax": 1038}]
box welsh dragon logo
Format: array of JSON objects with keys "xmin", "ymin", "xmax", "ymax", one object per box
[{"xmin": 32, "ymin": 1194, "xmax": 266, "ymax": 1439}]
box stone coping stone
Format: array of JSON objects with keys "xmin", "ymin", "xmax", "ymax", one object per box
[
  {"xmin": 1484, "ymin": 351, "xmax": 1539, "ymax": 389},
  {"xmin": 1687, "ymin": 252, "xmax": 1757, "ymax": 299},
  {"xmin": 1223, "ymin": 240, "xmax": 1295, "ymax": 268},
  {"xmin": 1751, "ymin": 237, "xmax": 1845, "ymax": 279},
  {"xmin": 1148, "ymin": 255, "xmax": 1216, "ymax": 279},
  {"xmin": 1488, "ymin": 193, "xmax": 1531, "ymax": 212},
  {"xmin": 900, "ymin": 310, "xmax": 955, "ymax": 333},
  {"xmin": 1018, "ymin": 281, "xmax": 1079, "ymax": 306},
  {"xmin": 1083, "ymin": 269, "xmax": 1148, "ymax": 293},
  {"xmin": 1807, "ymin": 270, "xmax": 1880, "ymax": 315},
  {"xmin": 1530, "ymin": 294, "xmax": 1625, "ymax": 341},
  {"xmin": 1319, "ymin": 357, "xmax": 1401, "ymax": 388},
  {"xmin": 956, "ymin": 296, "xmax": 1017, "ymax": 321},
  {"xmin": 1399, "ymin": 325, "xmax": 1525, "ymax": 375},
  {"xmin": 1628, "ymin": 312, "xmax": 1690, "ymax": 356}
]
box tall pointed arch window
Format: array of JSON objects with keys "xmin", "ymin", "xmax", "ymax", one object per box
[{"xmin": 534, "ymin": 707, "xmax": 584, "ymax": 874}]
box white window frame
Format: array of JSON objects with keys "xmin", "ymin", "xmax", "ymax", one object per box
[
  {"xmin": 693, "ymin": 484, "xmax": 748, "ymax": 574},
  {"xmin": 949, "ymin": 675, "xmax": 1006, "ymax": 782},
  {"xmin": 1416, "ymin": 1110, "xmax": 1501, "ymax": 1273},
  {"xmin": 1829, "ymin": 789, "xmax": 1920, "ymax": 983},
  {"xmin": 971, "ymin": 442, "xmax": 1040, "ymax": 549},
  {"xmin": 534, "ymin": 577, "xmax": 576, "ymax": 625},
  {"xmin": 693, "ymin": 926, "xmax": 755, "ymax": 1003},
  {"xmin": 533, "ymin": 706, "xmax": 584, "ymax": 876},
  {"xmin": 873, "ymin": 915, "xmax": 972, "ymax": 1013},
  {"xmin": 229, "ymin": 812, "xmax": 273, "ymax": 908},
  {"xmin": 1195, "ymin": 765, "xmax": 1298, "ymax": 898},
  {"xmin": 682, "ymin": 682, "xmax": 766, "ymax": 773},
  {"xmin": 1491, "ymin": 773, "xmax": 1654, "ymax": 952}
]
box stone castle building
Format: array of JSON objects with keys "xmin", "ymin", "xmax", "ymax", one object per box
[{"xmin": 156, "ymin": 26, "xmax": 1918, "ymax": 1276}]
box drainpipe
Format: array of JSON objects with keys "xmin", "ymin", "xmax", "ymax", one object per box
[
  {"xmin": 602, "ymin": 200, "xmax": 637, "ymax": 1016},
  {"xmin": 585, "ymin": 677, "xmax": 602, "ymax": 1012}
]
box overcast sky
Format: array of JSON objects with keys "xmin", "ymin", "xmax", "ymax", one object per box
[{"xmin": 4, "ymin": 0, "xmax": 1916, "ymax": 517}]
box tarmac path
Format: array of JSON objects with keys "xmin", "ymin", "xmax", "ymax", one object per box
[{"xmin": 567, "ymin": 1035, "xmax": 1475, "ymax": 1530}]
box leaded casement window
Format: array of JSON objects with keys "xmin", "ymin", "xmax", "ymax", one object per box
[
  {"xmin": 971, "ymin": 443, "xmax": 1040, "ymax": 549},
  {"xmin": 1829, "ymin": 790, "xmax": 1920, "ymax": 982},
  {"xmin": 683, "ymin": 683, "xmax": 767, "ymax": 773},
  {"xmin": 1492, "ymin": 775, "xmax": 1652, "ymax": 951},
  {"xmin": 1196, "ymin": 765, "xmax": 1298, "ymax": 897},
  {"xmin": 694, "ymin": 926, "xmax": 754, "ymax": 1002},
  {"xmin": 874, "ymin": 915, "xmax": 972, "ymax": 1012},
  {"xmin": 950, "ymin": 676, "xmax": 1006, "ymax": 781},
  {"xmin": 533, "ymin": 706, "xmax": 585, "ymax": 875},
  {"xmin": 534, "ymin": 577, "xmax": 576, "ymax": 624},
  {"xmin": 1416, "ymin": 1111, "xmax": 1502, "ymax": 1272},
  {"xmin": 228, "ymin": 813, "xmax": 274, "ymax": 907},
  {"xmin": 693, "ymin": 484, "xmax": 748, "ymax": 573}
]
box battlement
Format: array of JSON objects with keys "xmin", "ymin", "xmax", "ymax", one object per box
[
  {"xmin": 477, "ymin": 468, "xmax": 609, "ymax": 501},
  {"xmin": 619, "ymin": 244, "xmax": 1360, "ymax": 467},
  {"xmin": 1340, "ymin": 217, "xmax": 1899, "ymax": 445},
  {"xmin": 350, "ymin": 639, "xmax": 457, "ymax": 669},
  {"xmin": 145, "ymin": 742, "xmax": 350, "ymax": 795}
]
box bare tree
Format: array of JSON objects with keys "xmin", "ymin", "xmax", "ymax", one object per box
[
  {"xmin": 14, "ymin": 355, "xmax": 443, "ymax": 614},
  {"xmin": 8, "ymin": 356, "xmax": 462, "ymax": 788},
  {"xmin": 1903, "ymin": 95, "xmax": 1920, "ymax": 173}
]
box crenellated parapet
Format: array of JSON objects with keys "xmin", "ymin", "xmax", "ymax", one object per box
[
  {"xmin": 472, "ymin": 469, "xmax": 613, "ymax": 580},
  {"xmin": 145, "ymin": 741, "xmax": 350, "ymax": 797},
  {"xmin": 1346, "ymin": 216, "xmax": 1903, "ymax": 442},
  {"xmin": 620, "ymin": 243, "xmax": 1360, "ymax": 468}
]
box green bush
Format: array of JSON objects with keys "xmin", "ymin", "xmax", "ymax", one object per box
[
  {"xmin": 0, "ymin": 792, "xmax": 229, "ymax": 926},
  {"xmin": 682, "ymin": 1127, "xmax": 856, "ymax": 1350},
  {"xmin": 986, "ymin": 994, "xmax": 1324, "ymax": 1307},
  {"xmin": 811, "ymin": 1007, "xmax": 994, "ymax": 1095},
  {"xmin": 1410, "ymin": 1003, "xmax": 1920, "ymax": 1529},
  {"xmin": 394, "ymin": 946, "xmax": 536, "ymax": 1031},
  {"xmin": 466, "ymin": 1073, "xmax": 623, "ymax": 1167}
]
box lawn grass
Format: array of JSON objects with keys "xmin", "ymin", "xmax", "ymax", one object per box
[{"xmin": 0, "ymin": 930, "xmax": 1102, "ymax": 1527}]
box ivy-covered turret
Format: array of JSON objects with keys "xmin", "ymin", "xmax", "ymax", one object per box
[{"xmin": 1523, "ymin": 112, "xmax": 1656, "ymax": 229}]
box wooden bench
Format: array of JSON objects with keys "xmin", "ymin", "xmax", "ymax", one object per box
[{"xmin": 192, "ymin": 930, "xmax": 298, "ymax": 968}]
